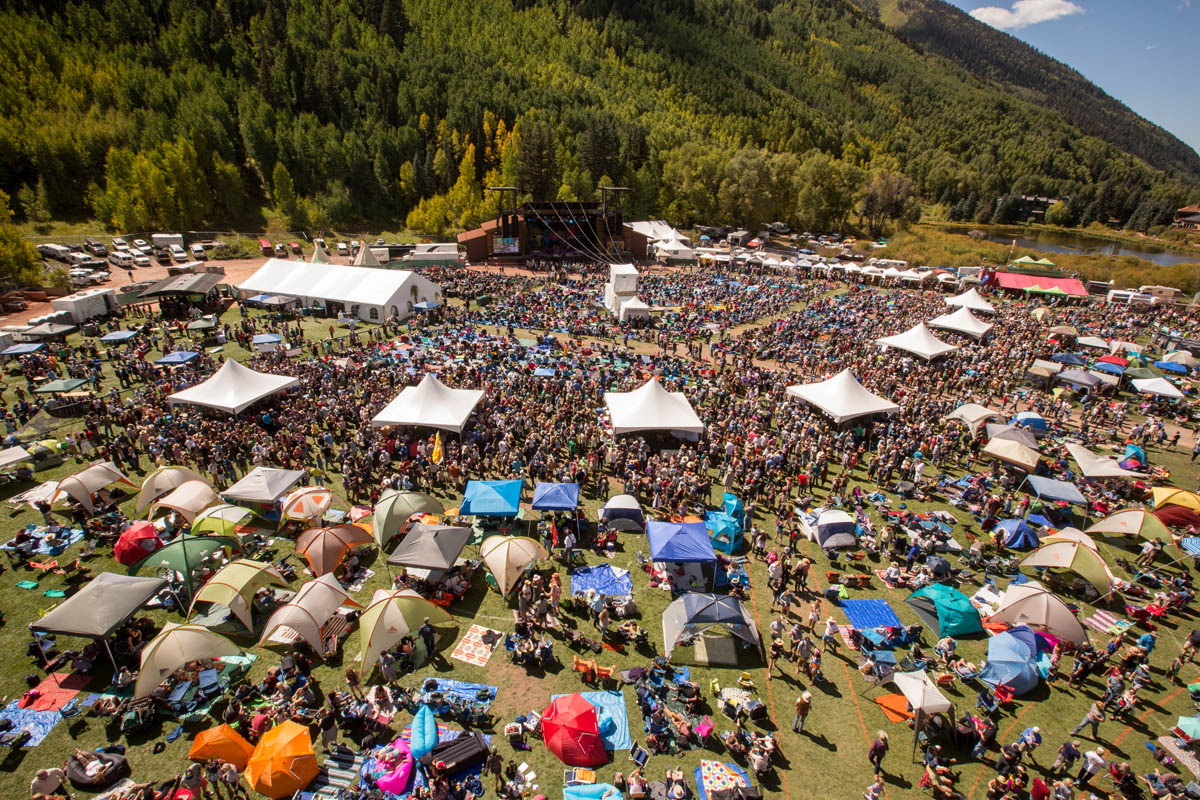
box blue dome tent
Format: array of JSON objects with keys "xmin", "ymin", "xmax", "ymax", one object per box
[
  {"xmin": 979, "ymin": 626, "xmax": 1044, "ymax": 695},
  {"xmin": 705, "ymin": 511, "xmax": 743, "ymax": 554},
  {"xmin": 996, "ymin": 519, "xmax": 1039, "ymax": 549}
]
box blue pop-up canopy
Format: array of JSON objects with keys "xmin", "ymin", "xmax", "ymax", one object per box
[
  {"xmin": 531, "ymin": 482, "xmax": 580, "ymax": 511},
  {"xmin": 1050, "ymin": 352, "xmax": 1085, "ymax": 366},
  {"xmin": 980, "ymin": 626, "xmax": 1043, "ymax": 695},
  {"xmin": 1023, "ymin": 475, "xmax": 1086, "ymax": 505},
  {"xmin": 460, "ymin": 480, "xmax": 522, "ymax": 517},
  {"xmin": 252, "ymin": 333, "xmax": 282, "ymax": 345},
  {"xmin": 155, "ymin": 351, "xmax": 199, "ymax": 365},
  {"xmin": 99, "ymin": 330, "xmax": 138, "ymax": 342},
  {"xmin": 2, "ymin": 343, "xmax": 44, "ymax": 356},
  {"xmin": 532, "ymin": 367, "xmax": 556, "ymax": 377},
  {"xmin": 996, "ymin": 518, "xmax": 1039, "ymax": 549},
  {"xmin": 1010, "ymin": 411, "xmax": 1047, "ymax": 432},
  {"xmin": 1092, "ymin": 361, "xmax": 1125, "ymax": 375},
  {"xmin": 647, "ymin": 521, "xmax": 716, "ymax": 563}
]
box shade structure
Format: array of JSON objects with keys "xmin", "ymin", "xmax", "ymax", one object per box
[
  {"xmin": 889, "ymin": 671, "xmax": 953, "ymax": 715},
  {"xmin": 190, "ymin": 559, "xmax": 289, "ymax": 631},
  {"xmin": 927, "ymin": 307, "xmax": 993, "ymax": 339},
  {"xmin": 531, "ymin": 482, "xmax": 580, "ymax": 511},
  {"xmin": 1111, "ymin": 340, "xmax": 1145, "ymax": 354},
  {"xmin": 189, "ymin": 724, "xmax": 254, "ymax": 771},
  {"xmin": 135, "ymin": 623, "xmax": 241, "ymax": 698},
  {"xmin": 814, "ymin": 509, "xmax": 857, "ymax": 549},
  {"xmin": 370, "ymin": 373, "xmax": 484, "ymax": 433},
  {"xmin": 1164, "ymin": 350, "xmax": 1199, "ymax": 368},
  {"xmin": 34, "ymin": 378, "xmax": 87, "ymax": 394},
  {"xmin": 373, "ymin": 490, "xmax": 444, "ymax": 547},
  {"xmin": 981, "ymin": 438, "xmax": 1040, "ymax": 472},
  {"xmin": 706, "ymin": 511, "xmax": 743, "ymax": 555},
  {"xmin": 1050, "ymin": 353, "xmax": 1086, "ymax": 366},
  {"xmin": 1155, "ymin": 505, "xmax": 1200, "ymax": 530},
  {"xmin": 460, "ymin": 480, "xmax": 522, "ymax": 517},
  {"xmin": 150, "ymin": 480, "xmax": 220, "ymax": 524},
  {"xmin": 785, "ymin": 369, "xmax": 898, "ymax": 423},
  {"xmin": 1019, "ymin": 541, "xmax": 1114, "ymax": 597},
  {"xmin": 603, "ymin": 378, "xmax": 704, "ymax": 435},
  {"xmin": 1155, "ymin": 360, "xmax": 1189, "ymax": 375},
  {"xmin": 32, "ymin": 572, "xmax": 166, "ymax": 639},
  {"xmin": 988, "ymin": 581, "xmax": 1087, "ymax": 645},
  {"xmin": 1, "ymin": 342, "xmax": 43, "ymax": 355},
  {"xmin": 191, "ymin": 504, "xmax": 260, "ymax": 538},
  {"xmin": 251, "ymin": 333, "xmax": 282, "ymax": 345},
  {"xmin": 1048, "ymin": 325, "xmax": 1079, "ymax": 337},
  {"xmin": 1040, "ymin": 527, "xmax": 1098, "ymax": 550},
  {"xmin": 358, "ymin": 589, "xmax": 455, "ymax": 673},
  {"xmin": 905, "ymin": 584, "xmax": 982, "ymax": 637},
  {"xmin": 647, "ymin": 521, "xmax": 717, "ymax": 563},
  {"xmin": 1092, "ymin": 361, "xmax": 1125, "ymax": 376},
  {"xmin": 945, "ymin": 287, "xmax": 995, "ymax": 314},
  {"xmin": 1152, "ymin": 487, "xmax": 1200, "ymax": 512},
  {"xmin": 114, "ymin": 521, "xmax": 164, "ymax": 565},
  {"xmin": 258, "ymin": 574, "xmax": 361, "ymax": 654},
  {"xmin": 1064, "ymin": 443, "xmax": 1146, "ymax": 479},
  {"xmin": 946, "ymin": 403, "xmax": 1003, "ymax": 435},
  {"xmin": 542, "ymin": 694, "xmax": 606, "ymax": 767},
  {"xmin": 1023, "ymin": 475, "xmax": 1086, "ymax": 505},
  {"xmin": 1077, "ymin": 335, "xmax": 1108, "ymax": 350},
  {"xmin": 1086, "ymin": 509, "xmax": 1172, "ymax": 543},
  {"xmin": 662, "ymin": 593, "xmax": 760, "ymax": 656},
  {"xmin": 599, "ymin": 495, "xmax": 644, "ymax": 526},
  {"xmin": 875, "ymin": 322, "xmax": 958, "ymax": 360},
  {"xmin": 137, "ymin": 466, "xmax": 210, "ymax": 512},
  {"xmin": 985, "ymin": 423, "xmax": 1038, "ymax": 450},
  {"xmin": 0, "ymin": 444, "xmax": 31, "ymax": 469},
  {"xmin": 979, "ymin": 626, "xmax": 1043, "ymax": 695},
  {"xmin": 1132, "ymin": 377, "xmax": 1184, "ymax": 399},
  {"xmin": 130, "ymin": 534, "xmax": 238, "ymax": 597},
  {"xmin": 386, "ymin": 523, "xmax": 471, "ymax": 570},
  {"xmin": 281, "ymin": 486, "xmax": 333, "ymax": 521},
  {"xmin": 295, "ymin": 524, "xmax": 373, "ymax": 576},
  {"xmin": 1057, "ymin": 369, "xmax": 1100, "ymax": 389},
  {"xmin": 245, "ymin": 721, "xmax": 319, "ymax": 799},
  {"xmin": 156, "ymin": 351, "xmax": 199, "ymax": 365},
  {"xmin": 997, "ymin": 519, "xmax": 1039, "ymax": 549},
  {"xmin": 479, "ymin": 535, "xmax": 548, "ymax": 595},
  {"xmin": 221, "ymin": 467, "xmax": 306, "ymax": 504},
  {"xmin": 99, "ymin": 330, "xmax": 138, "ymax": 342},
  {"xmin": 168, "ymin": 359, "xmax": 299, "ymax": 414},
  {"xmin": 52, "ymin": 461, "xmax": 134, "ymax": 512}
]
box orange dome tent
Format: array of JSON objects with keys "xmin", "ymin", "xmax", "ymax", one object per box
[
  {"xmin": 244, "ymin": 721, "xmax": 319, "ymax": 799},
  {"xmin": 188, "ymin": 724, "xmax": 254, "ymax": 770}
]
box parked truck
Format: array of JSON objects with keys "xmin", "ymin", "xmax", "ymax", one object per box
[{"xmin": 151, "ymin": 233, "xmax": 185, "ymax": 249}]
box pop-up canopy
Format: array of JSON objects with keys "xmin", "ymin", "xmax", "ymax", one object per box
[
  {"xmin": 662, "ymin": 593, "xmax": 760, "ymax": 656},
  {"xmin": 927, "ymin": 307, "xmax": 993, "ymax": 339},
  {"xmin": 946, "ymin": 403, "xmax": 1004, "ymax": 435},
  {"xmin": 221, "ymin": 467, "xmax": 306, "ymax": 504},
  {"xmin": 370, "ymin": 374, "xmax": 484, "ymax": 433},
  {"xmin": 1023, "ymin": 475, "xmax": 1086, "ymax": 505},
  {"xmin": 981, "ymin": 438, "xmax": 1040, "ymax": 472},
  {"xmin": 32, "ymin": 572, "xmax": 167, "ymax": 640},
  {"xmin": 888, "ymin": 671, "xmax": 952, "ymax": 715},
  {"xmin": 461, "ymin": 480, "xmax": 522, "ymax": 517},
  {"xmin": 647, "ymin": 521, "xmax": 717, "ymax": 563},
  {"xmin": 531, "ymin": 482, "xmax": 580, "ymax": 511},
  {"xmin": 785, "ymin": 369, "xmax": 899, "ymax": 423},
  {"xmin": 945, "ymin": 287, "xmax": 995, "ymax": 314},
  {"xmin": 1132, "ymin": 377, "xmax": 1185, "ymax": 399},
  {"xmin": 875, "ymin": 322, "xmax": 958, "ymax": 360},
  {"xmin": 1064, "ymin": 443, "xmax": 1147, "ymax": 479},
  {"xmin": 168, "ymin": 359, "xmax": 298, "ymax": 414},
  {"xmin": 603, "ymin": 378, "xmax": 704, "ymax": 435}
]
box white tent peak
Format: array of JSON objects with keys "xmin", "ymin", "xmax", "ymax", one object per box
[
  {"xmin": 945, "ymin": 287, "xmax": 995, "ymax": 314},
  {"xmin": 168, "ymin": 359, "xmax": 299, "ymax": 414},
  {"xmin": 604, "ymin": 378, "xmax": 704, "ymax": 435},
  {"xmin": 310, "ymin": 241, "xmax": 330, "ymax": 264},
  {"xmin": 875, "ymin": 322, "xmax": 958, "ymax": 360},
  {"xmin": 370, "ymin": 373, "xmax": 485, "ymax": 433},
  {"xmin": 785, "ymin": 369, "xmax": 899, "ymax": 423},
  {"xmin": 352, "ymin": 242, "xmax": 381, "ymax": 266},
  {"xmin": 927, "ymin": 306, "xmax": 994, "ymax": 339}
]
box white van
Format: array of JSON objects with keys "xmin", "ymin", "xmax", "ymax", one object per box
[
  {"xmin": 110, "ymin": 250, "xmax": 133, "ymax": 268},
  {"xmin": 189, "ymin": 243, "xmax": 207, "ymax": 260}
]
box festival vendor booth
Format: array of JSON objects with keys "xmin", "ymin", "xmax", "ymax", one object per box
[
  {"xmin": 945, "ymin": 288, "xmax": 995, "ymax": 314},
  {"xmin": 927, "ymin": 307, "xmax": 993, "ymax": 340},
  {"xmin": 134, "ymin": 623, "xmax": 241, "ymax": 699},
  {"xmin": 358, "ymin": 589, "xmax": 455, "ymax": 673},
  {"xmin": 296, "ymin": 524, "xmax": 373, "ymax": 576},
  {"xmin": 598, "ymin": 494, "xmax": 645, "ymax": 531},
  {"xmin": 663, "ymin": 593, "xmax": 761, "ymax": 666},
  {"xmin": 373, "ymin": 489, "xmax": 445, "ymax": 547},
  {"xmin": 245, "ymin": 720, "xmax": 319, "ymax": 799},
  {"xmin": 369, "ymin": 373, "xmax": 484, "ymax": 434},
  {"xmin": 647, "ymin": 520, "xmax": 718, "ymax": 592},
  {"xmin": 785, "ymin": 369, "xmax": 899, "ymax": 424},
  {"xmin": 603, "ymin": 378, "xmax": 705, "ymax": 440},
  {"xmin": 979, "ymin": 626, "xmax": 1046, "ymax": 696},
  {"xmin": 136, "ymin": 466, "xmax": 210, "ymax": 512},
  {"xmin": 188, "ymin": 559, "xmax": 290, "ymax": 631},
  {"xmin": 32, "ymin": 572, "xmax": 167, "ymax": 667},
  {"xmin": 149, "ymin": 479, "xmax": 220, "ymax": 524},
  {"xmin": 479, "ymin": 535, "xmax": 547, "ymax": 595},
  {"xmin": 258, "ymin": 574, "xmax": 360, "ymax": 657},
  {"xmin": 987, "ymin": 580, "xmax": 1087, "ymax": 646},
  {"xmin": 167, "ymin": 359, "xmax": 298, "ymax": 414},
  {"xmin": 52, "ymin": 461, "xmax": 135, "ymax": 512},
  {"xmin": 946, "ymin": 403, "xmax": 1004, "ymax": 436},
  {"xmin": 1064, "ymin": 443, "xmax": 1147, "ymax": 479},
  {"xmin": 875, "ymin": 322, "xmax": 958, "ymax": 360},
  {"xmin": 905, "ymin": 584, "xmax": 982, "ymax": 637}
]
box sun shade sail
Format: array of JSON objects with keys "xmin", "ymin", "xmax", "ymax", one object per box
[
  {"xmin": 32, "ymin": 572, "xmax": 167, "ymax": 638},
  {"xmin": 1064, "ymin": 443, "xmax": 1146, "ymax": 479}
]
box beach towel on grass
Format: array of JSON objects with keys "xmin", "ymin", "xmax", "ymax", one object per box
[
  {"xmin": 450, "ymin": 624, "xmax": 502, "ymax": 667},
  {"xmin": 840, "ymin": 598, "xmax": 903, "ymax": 631}
]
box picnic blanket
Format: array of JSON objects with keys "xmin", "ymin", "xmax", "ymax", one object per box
[
  {"xmin": 420, "ymin": 679, "xmax": 497, "ymax": 711},
  {"xmin": 0, "ymin": 699, "xmax": 61, "ymax": 746},
  {"xmin": 1158, "ymin": 736, "xmax": 1200, "ymax": 779},
  {"xmin": 551, "ymin": 690, "xmax": 631, "ymax": 751},
  {"xmin": 570, "ymin": 564, "xmax": 633, "ymax": 597},
  {"xmin": 874, "ymin": 693, "xmax": 914, "ymax": 723},
  {"xmin": 364, "ymin": 727, "xmax": 492, "ymax": 799},
  {"xmin": 344, "ymin": 569, "xmax": 375, "ymax": 593},
  {"xmin": 840, "ymin": 599, "xmax": 903, "ymax": 631},
  {"xmin": 1082, "ymin": 609, "xmax": 1132, "ymax": 635},
  {"xmin": 450, "ymin": 625, "xmax": 502, "ymax": 668},
  {"xmin": 695, "ymin": 761, "xmax": 749, "ymax": 800},
  {"xmin": 22, "ymin": 672, "xmax": 89, "ymax": 712},
  {"xmin": 970, "ymin": 585, "xmax": 1004, "ymax": 617}
]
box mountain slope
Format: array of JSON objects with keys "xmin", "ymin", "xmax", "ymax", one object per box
[{"xmin": 867, "ymin": 0, "xmax": 1200, "ymax": 180}]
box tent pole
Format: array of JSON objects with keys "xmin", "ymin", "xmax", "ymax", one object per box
[{"xmin": 102, "ymin": 637, "xmax": 119, "ymax": 671}]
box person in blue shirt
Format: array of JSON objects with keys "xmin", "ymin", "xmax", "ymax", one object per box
[{"xmin": 1137, "ymin": 631, "xmax": 1156, "ymax": 654}]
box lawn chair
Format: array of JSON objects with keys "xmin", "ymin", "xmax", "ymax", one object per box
[
  {"xmin": 993, "ymin": 683, "xmax": 1015, "ymax": 706},
  {"xmin": 594, "ymin": 663, "xmax": 616, "ymax": 687},
  {"xmin": 58, "ymin": 698, "xmax": 82, "ymax": 720},
  {"xmin": 165, "ymin": 680, "xmax": 194, "ymax": 712},
  {"xmin": 522, "ymin": 709, "xmax": 542, "ymax": 739},
  {"xmin": 628, "ymin": 741, "xmax": 650, "ymax": 767},
  {"xmin": 197, "ymin": 668, "xmax": 225, "ymax": 699},
  {"xmin": 564, "ymin": 769, "xmax": 596, "ymax": 786},
  {"xmin": 572, "ymin": 655, "xmax": 597, "ymax": 683}
]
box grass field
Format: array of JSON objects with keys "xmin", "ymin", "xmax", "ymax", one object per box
[{"xmin": 0, "ymin": 301, "xmax": 1196, "ymax": 800}]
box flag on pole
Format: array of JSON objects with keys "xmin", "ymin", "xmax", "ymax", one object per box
[{"xmin": 431, "ymin": 432, "xmax": 443, "ymax": 465}]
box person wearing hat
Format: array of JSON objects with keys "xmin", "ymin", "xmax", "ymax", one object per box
[
  {"xmin": 868, "ymin": 731, "xmax": 889, "ymax": 775},
  {"xmin": 1018, "ymin": 726, "xmax": 1042, "ymax": 765},
  {"xmin": 793, "ymin": 691, "xmax": 812, "ymax": 734},
  {"xmin": 1076, "ymin": 746, "xmax": 1106, "ymax": 789},
  {"xmin": 418, "ymin": 617, "xmax": 437, "ymax": 661}
]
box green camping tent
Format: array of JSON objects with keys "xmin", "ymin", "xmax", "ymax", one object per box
[{"xmin": 905, "ymin": 584, "xmax": 982, "ymax": 636}]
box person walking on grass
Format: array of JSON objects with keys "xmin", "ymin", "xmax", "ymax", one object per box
[
  {"xmin": 792, "ymin": 691, "xmax": 811, "ymax": 734},
  {"xmin": 1071, "ymin": 700, "xmax": 1106, "ymax": 740},
  {"xmin": 868, "ymin": 731, "xmax": 889, "ymax": 775}
]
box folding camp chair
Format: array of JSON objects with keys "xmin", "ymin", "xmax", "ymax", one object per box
[
  {"xmin": 573, "ymin": 656, "xmax": 597, "ymax": 683},
  {"xmin": 564, "ymin": 769, "xmax": 596, "ymax": 786},
  {"xmin": 165, "ymin": 681, "xmax": 194, "ymax": 712},
  {"xmin": 594, "ymin": 664, "xmax": 616, "ymax": 687},
  {"xmin": 58, "ymin": 699, "xmax": 81, "ymax": 720},
  {"xmin": 197, "ymin": 668, "xmax": 225, "ymax": 699},
  {"xmin": 629, "ymin": 741, "xmax": 650, "ymax": 767},
  {"xmin": 993, "ymin": 683, "xmax": 1015, "ymax": 706}
]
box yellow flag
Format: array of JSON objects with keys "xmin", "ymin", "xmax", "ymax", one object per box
[{"xmin": 432, "ymin": 432, "xmax": 443, "ymax": 465}]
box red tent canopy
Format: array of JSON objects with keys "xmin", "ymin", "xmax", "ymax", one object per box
[
  {"xmin": 115, "ymin": 521, "xmax": 163, "ymax": 565},
  {"xmin": 542, "ymin": 694, "xmax": 606, "ymax": 767},
  {"xmin": 1153, "ymin": 505, "xmax": 1200, "ymax": 530},
  {"xmin": 990, "ymin": 272, "xmax": 1088, "ymax": 297}
]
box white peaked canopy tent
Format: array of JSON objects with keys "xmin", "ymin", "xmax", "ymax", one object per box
[
  {"xmin": 1132, "ymin": 378, "xmax": 1185, "ymax": 399},
  {"xmin": 169, "ymin": 359, "xmax": 299, "ymax": 414},
  {"xmin": 927, "ymin": 307, "xmax": 993, "ymax": 339},
  {"xmin": 785, "ymin": 369, "xmax": 899, "ymax": 423},
  {"xmin": 310, "ymin": 242, "xmax": 330, "ymax": 264},
  {"xmin": 53, "ymin": 462, "xmax": 135, "ymax": 512},
  {"xmin": 946, "ymin": 403, "xmax": 1004, "ymax": 435},
  {"xmin": 888, "ymin": 671, "xmax": 952, "ymax": 715},
  {"xmin": 945, "ymin": 288, "xmax": 995, "ymax": 314},
  {"xmin": 875, "ymin": 322, "xmax": 958, "ymax": 360},
  {"xmin": 604, "ymin": 378, "xmax": 705, "ymax": 435},
  {"xmin": 1064, "ymin": 443, "xmax": 1147, "ymax": 479},
  {"xmin": 370, "ymin": 373, "xmax": 485, "ymax": 433},
  {"xmin": 149, "ymin": 480, "xmax": 219, "ymax": 523},
  {"xmin": 258, "ymin": 574, "xmax": 360, "ymax": 654},
  {"xmin": 618, "ymin": 297, "xmax": 651, "ymax": 322},
  {"xmin": 1077, "ymin": 336, "xmax": 1109, "ymax": 350},
  {"xmin": 221, "ymin": 467, "xmax": 306, "ymax": 504},
  {"xmin": 988, "ymin": 580, "xmax": 1087, "ymax": 645},
  {"xmin": 352, "ymin": 243, "xmax": 381, "ymax": 266}
]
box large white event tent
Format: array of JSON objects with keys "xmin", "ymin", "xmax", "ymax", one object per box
[
  {"xmin": 785, "ymin": 369, "xmax": 899, "ymax": 423},
  {"xmin": 1132, "ymin": 377, "xmax": 1185, "ymax": 399},
  {"xmin": 927, "ymin": 306, "xmax": 994, "ymax": 339},
  {"xmin": 238, "ymin": 259, "xmax": 441, "ymax": 322},
  {"xmin": 875, "ymin": 322, "xmax": 958, "ymax": 360},
  {"xmin": 1064, "ymin": 443, "xmax": 1146, "ymax": 479},
  {"xmin": 370, "ymin": 373, "xmax": 485, "ymax": 433},
  {"xmin": 945, "ymin": 288, "xmax": 995, "ymax": 314},
  {"xmin": 604, "ymin": 378, "xmax": 704, "ymax": 435},
  {"xmin": 168, "ymin": 359, "xmax": 298, "ymax": 414}
]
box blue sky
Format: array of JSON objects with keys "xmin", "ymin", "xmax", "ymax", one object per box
[{"xmin": 944, "ymin": 0, "xmax": 1199, "ymax": 156}]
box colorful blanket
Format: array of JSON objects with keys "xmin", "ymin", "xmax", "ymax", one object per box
[
  {"xmin": 696, "ymin": 761, "xmax": 748, "ymax": 800},
  {"xmin": 22, "ymin": 672, "xmax": 90, "ymax": 712},
  {"xmin": 450, "ymin": 624, "xmax": 502, "ymax": 667},
  {"xmin": 0, "ymin": 699, "xmax": 62, "ymax": 746},
  {"xmin": 1082, "ymin": 609, "xmax": 1132, "ymax": 635},
  {"xmin": 840, "ymin": 599, "xmax": 903, "ymax": 631}
]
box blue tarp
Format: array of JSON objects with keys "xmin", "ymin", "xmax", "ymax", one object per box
[
  {"xmin": 647, "ymin": 521, "xmax": 717, "ymax": 563},
  {"xmin": 1023, "ymin": 475, "xmax": 1086, "ymax": 505},
  {"xmin": 996, "ymin": 519, "xmax": 1039, "ymax": 549},
  {"xmin": 155, "ymin": 351, "xmax": 198, "ymax": 365},
  {"xmin": 570, "ymin": 564, "xmax": 633, "ymax": 597},
  {"xmin": 0, "ymin": 700, "xmax": 62, "ymax": 746},
  {"xmin": 840, "ymin": 599, "xmax": 903, "ymax": 631},
  {"xmin": 551, "ymin": 690, "xmax": 631, "ymax": 751},
  {"xmin": 99, "ymin": 330, "xmax": 138, "ymax": 342},
  {"xmin": 2, "ymin": 343, "xmax": 44, "ymax": 356},
  {"xmin": 979, "ymin": 626, "xmax": 1043, "ymax": 695},
  {"xmin": 531, "ymin": 482, "xmax": 580, "ymax": 511},
  {"xmin": 460, "ymin": 480, "xmax": 522, "ymax": 517},
  {"xmin": 1093, "ymin": 361, "xmax": 1124, "ymax": 375},
  {"xmin": 252, "ymin": 333, "xmax": 282, "ymax": 344},
  {"xmin": 705, "ymin": 511, "xmax": 743, "ymax": 555}
]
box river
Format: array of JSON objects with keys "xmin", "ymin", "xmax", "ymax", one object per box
[{"xmin": 940, "ymin": 225, "xmax": 1199, "ymax": 267}]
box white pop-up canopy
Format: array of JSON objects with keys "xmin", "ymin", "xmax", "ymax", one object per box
[
  {"xmin": 875, "ymin": 322, "xmax": 958, "ymax": 360},
  {"xmin": 785, "ymin": 369, "xmax": 899, "ymax": 423},
  {"xmin": 945, "ymin": 288, "xmax": 995, "ymax": 314},
  {"xmin": 604, "ymin": 378, "xmax": 705, "ymax": 435},
  {"xmin": 888, "ymin": 671, "xmax": 952, "ymax": 715},
  {"xmin": 1132, "ymin": 377, "xmax": 1184, "ymax": 399},
  {"xmin": 946, "ymin": 403, "xmax": 1003, "ymax": 434},
  {"xmin": 168, "ymin": 359, "xmax": 298, "ymax": 414},
  {"xmin": 1064, "ymin": 443, "xmax": 1147, "ymax": 479},
  {"xmin": 370, "ymin": 373, "xmax": 485, "ymax": 433},
  {"xmin": 221, "ymin": 466, "xmax": 306, "ymax": 504},
  {"xmin": 927, "ymin": 306, "xmax": 993, "ymax": 339}
]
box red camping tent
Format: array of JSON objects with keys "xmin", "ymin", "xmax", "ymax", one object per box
[
  {"xmin": 114, "ymin": 521, "xmax": 163, "ymax": 565},
  {"xmin": 1153, "ymin": 505, "xmax": 1200, "ymax": 530},
  {"xmin": 542, "ymin": 694, "xmax": 606, "ymax": 767}
]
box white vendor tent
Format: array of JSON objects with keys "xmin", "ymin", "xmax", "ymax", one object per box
[
  {"xmin": 1064, "ymin": 443, "xmax": 1147, "ymax": 479},
  {"xmin": 604, "ymin": 378, "xmax": 705, "ymax": 435},
  {"xmin": 221, "ymin": 467, "xmax": 306, "ymax": 504},
  {"xmin": 946, "ymin": 403, "xmax": 1003, "ymax": 434},
  {"xmin": 370, "ymin": 373, "xmax": 485, "ymax": 433},
  {"xmin": 785, "ymin": 369, "xmax": 899, "ymax": 423},
  {"xmin": 945, "ymin": 288, "xmax": 995, "ymax": 314},
  {"xmin": 875, "ymin": 322, "xmax": 958, "ymax": 360},
  {"xmin": 618, "ymin": 297, "xmax": 651, "ymax": 322},
  {"xmin": 1132, "ymin": 378, "xmax": 1185, "ymax": 399},
  {"xmin": 927, "ymin": 307, "xmax": 993, "ymax": 339},
  {"xmin": 238, "ymin": 259, "xmax": 441, "ymax": 322},
  {"xmin": 168, "ymin": 359, "xmax": 299, "ymax": 414}
]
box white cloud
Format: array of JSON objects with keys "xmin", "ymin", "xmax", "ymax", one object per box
[
  {"xmin": 1146, "ymin": 43, "xmax": 1157, "ymax": 50},
  {"xmin": 970, "ymin": 0, "xmax": 1085, "ymax": 30}
]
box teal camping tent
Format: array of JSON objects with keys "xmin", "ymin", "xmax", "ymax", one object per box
[{"xmin": 905, "ymin": 584, "xmax": 982, "ymax": 636}]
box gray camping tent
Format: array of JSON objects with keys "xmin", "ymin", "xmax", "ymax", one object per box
[
  {"xmin": 662, "ymin": 593, "xmax": 761, "ymax": 656},
  {"xmin": 386, "ymin": 523, "xmax": 471, "ymax": 570}
]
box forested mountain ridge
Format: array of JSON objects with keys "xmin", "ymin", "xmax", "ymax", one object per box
[
  {"xmin": 0, "ymin": 0, "xmax": 1196, "ymax": 237},
  {"xmin": 864, "ymin": 0, "xmax": 1200, "ymax": 181}
]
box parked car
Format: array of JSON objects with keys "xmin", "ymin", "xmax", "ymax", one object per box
[
  {"xmin": 111, "ymin": 237, "xmax": 129, "ymax": 251},
  {"xmin": 190, "ymin": 243, "xmax": 207, "ymax": 260},
  {"xmin": 274, "ymin": 243, "xmax": 288, "ymax": 257},
  {"xmin": 336, "ymin": 242, "xmax": 349, "ymax": 256},
  {"xmin": 289, "ymin": 241, "xmax": 301, "ymax": 255},
  {"xmin": 259, "ymin": 239, "xmax": 272, "ymax": 256},
  {"xmin": 83, "ymin": 238, "xmax": 107, "ymax": 257},
  {"xmin": 132, "ymin": 238, "xmax": 149, "ymax": 251},
  {"xmin": 350, "ymin": 240, "xmax": 361, "ymax": 256},
  {"xmin": 169, "ymin": 244, "xmax": 188, "ymax": 262},
  {"xmin": 154, "ymin": 247, "xmax": 172, "ymax": 265},
  {"xmin": 133, "ymin": 253, "xmax": 150, "ymax": 268}
]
